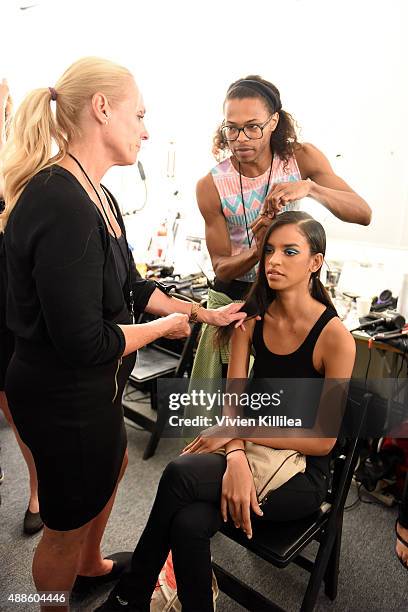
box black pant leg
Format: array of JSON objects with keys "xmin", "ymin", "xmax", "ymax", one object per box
[
  {"xmin": 258, "ymin": 469, "xmax": 328, "ymax": 522},
  {"xmin": 170, "ymin": 501, "xmax": 222, "ymax": 612},
  {"xmin": 117, "ymin": 453, "xmax": 226, "ymax": 607}
]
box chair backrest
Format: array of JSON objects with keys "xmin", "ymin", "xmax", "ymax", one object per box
[
  {"xmin": 174, "ymin": 316, "xmax": 202, "ymax": 377},
  {"xmin": 325, "ymin": 390, "xmax": 371, "ymax": 515}
]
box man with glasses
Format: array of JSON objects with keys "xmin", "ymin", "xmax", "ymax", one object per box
[{"xmin": 190, "ymin": 75, "xmax": 371, "ymax": 381}]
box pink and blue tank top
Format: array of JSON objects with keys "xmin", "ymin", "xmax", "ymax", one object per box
[{"xmin": 211, "ymin": 154, "xmax": 301, "ymax": 282}]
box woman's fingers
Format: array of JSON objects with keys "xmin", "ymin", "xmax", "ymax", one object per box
[
  {"xmin": 241, "ymin": 502, "xmax": 253, "ymax": 539},
  {"xmin": 181, "ymin": 436, "xmax": 199, "ymax": 451},
  {"xmin": 228, "ymin": 499, "xmax": 241, "ymax": 528},
  {"xmin": 224, "ymin": 302, "xmax": 245, "ymax": 313},
  {"xmin": 221, "ymin": 494, "xmax": 228, "ymax": 523},
  {"xmin": 181, "ymin": 436, "xmax": 202, "ymax": 454},
  {"xmin": 250, "ymin": 486, "xmax": 264, "ymax": 518},
  {"xmin": 228, "ymin": 311, "xmax": 247, "ymax": 323}
]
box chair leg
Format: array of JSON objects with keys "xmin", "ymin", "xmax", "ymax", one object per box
[
  {"xmin": 324, "ymin": 524, "xmax": 342, "ymax": 600},
  {"xmin": 143, "ymin": 381, "xmax": 169, "ymax": 460},
  {"xmin": 300, "ymin": 531, "xmax": 336, "ymax": 612}
]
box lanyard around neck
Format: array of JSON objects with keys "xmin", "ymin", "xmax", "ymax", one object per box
[
  {"xmin": 238, "ymin": 156, "xmax": 274, "ymax": 248},
  {"xmin": 67, "ymin": 152, "xmax": 135, "ymax": 320}
]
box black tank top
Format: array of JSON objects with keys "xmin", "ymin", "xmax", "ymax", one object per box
[
  {"xmin": 251, "ymin": 306, "xmax": 338, "ymax": 476},
  {"xmin": 252, "ymin": 307, "xmax": 337, "ymax": 379}
]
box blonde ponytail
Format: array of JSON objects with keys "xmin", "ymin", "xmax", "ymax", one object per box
[
  {"xmin": 0, "ymin": 57, "xmax": 133, "ymax": 226},
  {"xmin": 1, "ymin": 88, "xmax": 66, "ymax": 219}
]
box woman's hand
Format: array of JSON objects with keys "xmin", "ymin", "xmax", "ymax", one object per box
[
  {"xmin": 181, "ymin": 427, "xmax": 233, "ymax": 455},
  {"xmin": 263, "ymin": 180, "xmax": 313, "ymax": 216},
  {"xmin": 203, "ymin": 302, "xmax": 246, "ymax": 329},
  {"xmin": 221, "ymin": 451, "xmax": 263, "ymax": 539},
  {"xmin": 161, "ymin": 313, "xmax": 191, "ymax": 339}
]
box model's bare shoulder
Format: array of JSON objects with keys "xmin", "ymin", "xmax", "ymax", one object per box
[{"xmin": 319, "ymin": 316, "xmax": 356, "ymax": 376}]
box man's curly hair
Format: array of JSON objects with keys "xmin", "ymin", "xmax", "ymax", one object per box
[{"xmin": 212, "ymin": 75, "xmax": 299, "ymax": 166}]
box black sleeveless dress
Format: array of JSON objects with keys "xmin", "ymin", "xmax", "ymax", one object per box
[
  {"xmin": 251, "ymin": 307, "xmax": 338, "ymax": 477},
  {"xmin": 3, "ymin": 167, "xmax": 156, "ymax": 531}
]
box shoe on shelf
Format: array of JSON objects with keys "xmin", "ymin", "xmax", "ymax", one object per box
[
  {"xmin": 23, "ymin": 508, "xmax": 44, "ymax": 535},
  {"xmin": 72, "ymin": 552, "xmax": 132, "ymax": 595}
]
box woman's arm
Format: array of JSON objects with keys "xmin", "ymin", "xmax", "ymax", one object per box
[
  {"xmin": 118, "ymin": 313, "xmax": 191, "ymax": 357},
  {"xmin": 144, "ymin": 286, "xmax": 246, "ymax": 328}
]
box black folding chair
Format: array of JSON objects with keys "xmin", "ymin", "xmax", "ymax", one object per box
[
  {"xmin": 212, "ymin": 390, "xmax": 372, "ymax": 612},
  {"xmin": 123, "ymin": 296, "xmax": 203, "ymax": 460}
]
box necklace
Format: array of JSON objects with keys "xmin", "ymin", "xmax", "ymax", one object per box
[
  {"xmin": 238, "ymin": 154, "xmax": 274, "ymax": 248},
  {"xmin": 67, "ymin": 153, "xmax": 135, "ymax": 321}
]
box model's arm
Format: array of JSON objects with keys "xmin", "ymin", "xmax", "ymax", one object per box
[
  {"xmin": 264, "ymin": 144, "xmax": 371, "ymax": 226},
  {"xmin": 223, "ymin": 321, "xmax": 263, "ymax": 536},
  {"xmin": 197, "ymin": 173, "xmax": 259, "ymax": 282}
]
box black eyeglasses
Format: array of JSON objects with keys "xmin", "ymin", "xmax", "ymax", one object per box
[{"xmin": 221, "ymin": 116, "xmax": 273, "ymax": 141}]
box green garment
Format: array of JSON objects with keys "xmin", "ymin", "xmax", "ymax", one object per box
[{"xmin": 182, "ymin": 288, "xmax": 246, "ymax": 441}]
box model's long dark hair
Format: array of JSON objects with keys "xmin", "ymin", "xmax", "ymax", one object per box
[
  {"xmin": 217, "ymin": 211, "xmax": 335, "ymax": 346},
  {"xmin": 212, "ymin": 75, "xmax": 299, "ymax": 165}
]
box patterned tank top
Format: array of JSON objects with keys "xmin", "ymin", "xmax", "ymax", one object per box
[{"xmin": 211, "ymin": 154, "xmax": 301, "ymax": 282}]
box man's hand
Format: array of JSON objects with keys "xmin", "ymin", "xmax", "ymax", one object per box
[
  {"xmin": 221, "ymin": 451, "xmax": 263, "ymax": 539},
  {"xmin": 263, "ymin": 180, "xmax": 312, "ymax": 216},
  {"xmin": 250, "ymin": 213, "xmax": 274, "ymax": 258}
]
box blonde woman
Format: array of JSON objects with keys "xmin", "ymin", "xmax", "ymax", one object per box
[
  {"xmin": 0, "ymin": 78, "xmax": 43, "ymax": 534},
  {"xmin": 0, "ymin": 57, "xmax": 245, "ymax": 610}
]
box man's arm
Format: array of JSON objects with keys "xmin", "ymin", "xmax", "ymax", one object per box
[
  {"xmin": 197, "ymin": 173, "xmax": 259, "ymax": 282},
  {"xmin": 296, "ymin": 143, "xmax": 372, "ymax": 225}
]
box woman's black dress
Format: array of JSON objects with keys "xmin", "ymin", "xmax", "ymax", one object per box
[{"xmin": 3, "ymin": 166, "xmax": 155, "ymax": 531}]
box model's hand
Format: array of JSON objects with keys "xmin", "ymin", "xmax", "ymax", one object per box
[
  {"xmin": 221, "ymin": 451, "xmax": 263, "ymax": 539},
  {"xmin": 181, "ymin": 428, "xmax": 233, "ymax": 455},
  {"xmin": 161, "ymin": 313, "xmax": 191, "ymax": 339},
  {"xmin": 263, "ymin": 180, "xmax": 313, "ymax": 216},
  {"xmin": 0, "ymin": 79, "xmax": 10, "ymax": 111},
  {"xmin": 204, "ymin": 302, "xmax": 246, "ymax": 329}
]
